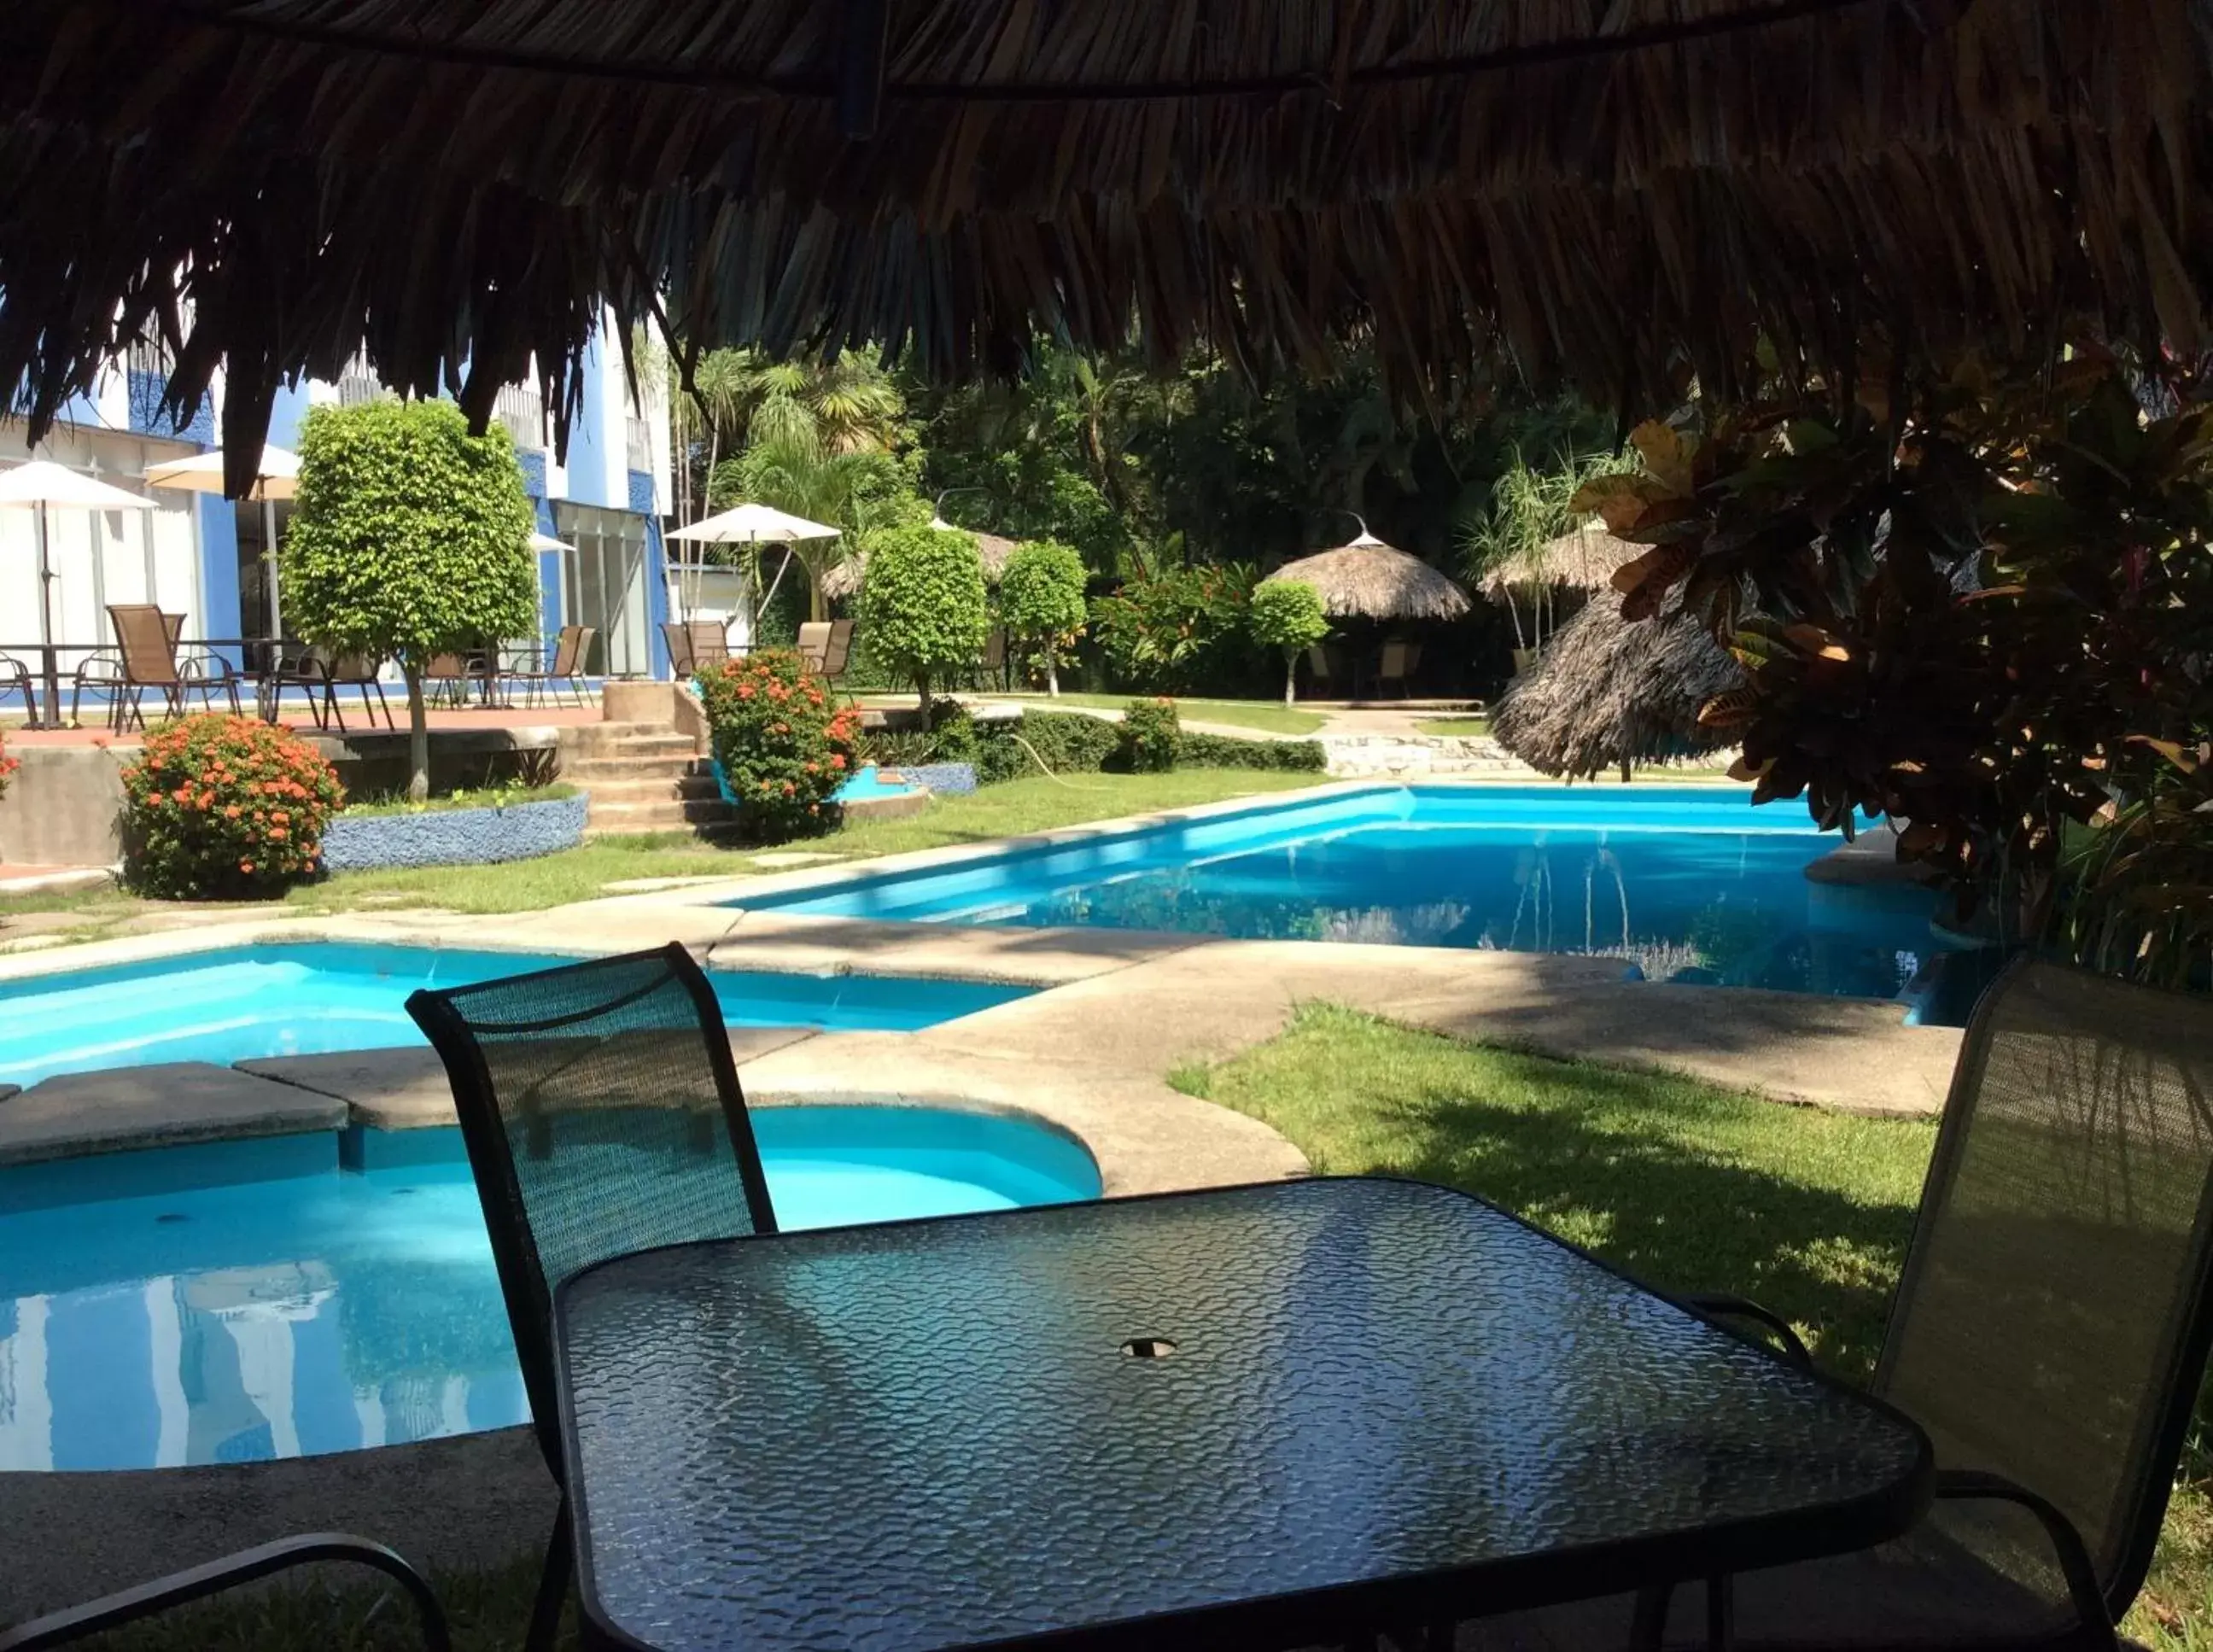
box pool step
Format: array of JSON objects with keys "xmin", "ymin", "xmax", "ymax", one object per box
[
  {"xmin": 585, "ymin": 797, "xmax": 746, "ymax": 833},
  {"xmin": 567, "ymin": 722, "xmax": 737, "ymax": 838},
  {"xmin": 580, "ymin": 773, "xmax": 725, "ymax": 805}
]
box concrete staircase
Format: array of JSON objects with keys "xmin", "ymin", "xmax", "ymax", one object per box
[{"xmin": 567, "ymin": 724, "xmax": 741, "ymax": 837}]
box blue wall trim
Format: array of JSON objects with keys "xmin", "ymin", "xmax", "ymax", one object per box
[
  {"xmin": 266, "ymin": 382, "xmax": 312, "ymax": 451},
  {"xmin": 193, "ymin": 493, "xmax": 243, "ymax": 664},
  {"xmin": 645, "ymin": 517, "xmax": 673, "ymax": 679},
  {"xmin": 566, "ymin": 333, "xmax": 611, "ymax": 508},
  {"xmin": 626, "ymin": 469, "xmax": 656, "ymax": 515},
  {"xmin": 517, "ymin": 450, "xmax": 547, "ymax": 499},
  {"xmin": 126, "ymin": 372, "xmax": 213, "ymax": 443}
]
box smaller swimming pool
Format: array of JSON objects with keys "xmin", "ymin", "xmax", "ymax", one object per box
[
  {"xmin": 0, "ymin": 943, "xmax": 1032, "ymax": 1090},
  {"xmin": 0, "ymin": 1108, "xmax": 1100, "ymax": 1471}
]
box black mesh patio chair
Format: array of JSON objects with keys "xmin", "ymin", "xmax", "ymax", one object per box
[
  {"xmin": 1469, "ymin": 957, "xmax": 2213, "ymax": 1652},
  {"xmin": 0, "ymin": 1533, "xmax": 448, "ymax": 1650},
  {"xmin": 406, "ymin": 943, "xmax": 778, "ymax": 1652}
]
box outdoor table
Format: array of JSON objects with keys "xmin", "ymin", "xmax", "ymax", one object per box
[{"xmin": 554, "ymin": 1177, "xmax": 1931, "ymax": 1652}]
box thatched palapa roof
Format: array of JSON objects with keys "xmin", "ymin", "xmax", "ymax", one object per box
[
  {"xmin": 1477, "ymin": 526, "xmax": 1642, "ymax": 601},
  {"xmin": 1265, "ymin": 537, "xmax": 1472, "ymax": 622},
  {"xmin": 2, "ymin": 1, "xmax": 2207, "ymax": 493},
  {"xmin": 1491, "ymin": 598, "xmax": 1744, "ymax": 779},
  {"xmin": 820, "ymin": 528, "xmax": 1019, "ymax": 600}
]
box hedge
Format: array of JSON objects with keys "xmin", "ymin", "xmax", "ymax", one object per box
[{"xmin": 969, "ymin": 709, "xmax": 1326, "ymax": 782}]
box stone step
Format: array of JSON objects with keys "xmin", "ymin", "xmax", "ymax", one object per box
[
  {"xmin": 564, "ymin": 754, "xmax": 715, "ymax": 781},
  {"xmin": 585, "ymin": 797, "xmax": 742, "ymax": 830},
  {"xmin": 610, "ymin": 733, "xmax": 701, "ymax": 758},
  {"xmin": 577, "ymin": 773, "xmax": 724, "ymax": 804}
]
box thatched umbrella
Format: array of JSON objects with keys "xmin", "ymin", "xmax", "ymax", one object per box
[
  {"xmin": 1264, "ymin": 531, "xmax": 1471, "ymax": 622},
  {"xmin": 0, "ymin": 2, "xmax": 2199, "ymax": 493},
  {"xmin": 1491, "ymin": 597, "xmax": 1744, "ymax": 782},
  {"xmin": 1476, "ymin": 526, "xmax": 1642, "ymax": 601},
  {"xmin": 819, "ymin": 522, "xmax": 1019, "ymax": 600}
]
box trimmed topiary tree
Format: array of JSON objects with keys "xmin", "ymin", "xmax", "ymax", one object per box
[
  {"xmin": 996, "ymin": 540, "xmax": 1088, "ymax": 697},
  {"xmin": 284, "ymin": 400, "xmax": 538, "ymax": 799},
  {"xmin": 857, "ymin": 522, "xmax": 988, "ymax": 715},
  {"xmin": 1249, "ymin": 580, "xmax": 1331, "ymax": 705}
]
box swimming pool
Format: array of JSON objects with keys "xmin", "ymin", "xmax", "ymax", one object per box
[
  {"xmin": 0, "ymin": 943, "xmax": 1033, "ymax": 1090},
  {"xmin": 0, "ymin": 1109, "xmax": 1101, "ymax": 1470},
  {"xmin": 740, "ymin": 785, "xmax": 1953, "ymax": 1002}
]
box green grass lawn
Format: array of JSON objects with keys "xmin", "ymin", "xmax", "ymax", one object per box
[
  {"xmin": 1172, "ymin": 1003, "xmax": 2210, "ymax": 1649},
  {"xmin": 1413, "ymin": 715, "xmax": 1491, "ymax": 738},
  {"xmin": 277, "ymin": 769, "xmax": 1325, "ymax": 915},
  {"xmin": 864, "ymin": 690, "xmax": 1328, "ymax": 737}
]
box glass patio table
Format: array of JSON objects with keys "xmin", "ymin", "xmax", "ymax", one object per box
[{"xmin": 553, "ymin": 1176, "xmax": 1932, "ymax": 1652}]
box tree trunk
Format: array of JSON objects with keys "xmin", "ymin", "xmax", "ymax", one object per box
[
  {"xmin": 915, "ymin": 672, "xmax": 931, "ymax": 719},
  {"xmin": 1283, "ymin": 649, "xmax": 1298, "ymax": 706},
  {"xmin": 404, "ymin": 663, "xmax": 430, "ymax": 802},
  {"xmin": 1046, "ymin": 652, "xmax": 1060, "ymax": 697}
]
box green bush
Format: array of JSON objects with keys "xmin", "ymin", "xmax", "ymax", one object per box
[
  {"xmin": 1118, "ymin": 697, "xmax": 1183, "ymax": 773},
  {"xmin": 0, "ymin": 731, "xmax": 16, "ymax": 801},
  {"xmin": 974, "ymin": 709, "xmax": 1121, "ymax": 783},
  {"xmin": 284, "ymin": 400, "xmax": 537, "ymax": 799},
  {"xmin": 996, "ymin": 540, "xmax": 1089, "ymax": 693},
  {"xmin": 695, "ymin": 650, "xmax": 860, "ymax": 841},
  {"xmin": 1088, "ymin": 563, "xmax": 1259, "ymax": 693},
  {"xmin": 1182, "ymin": 732, "xmax": 1330, "ymax": 771},
  {"xmin": 856, "ymin": 522, "xmax": 989, "ymax": 710},
  {"xmin": 120, "ymin": 715, "xmax": 346, "ymax": 897},
  {"xmin": 1248, "ymin": 580, "xmax": 1331, "ymax": 704}
]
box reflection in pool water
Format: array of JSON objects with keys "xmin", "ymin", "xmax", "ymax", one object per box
[{"xmin": 0, "ymin": 1108, "xmax": 1100, "ymax": 1471}]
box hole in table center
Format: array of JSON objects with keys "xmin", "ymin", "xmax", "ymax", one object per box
[{"xmin": 1120, "ymin": 1336, "xmax": 1178, "ymax": 1360}]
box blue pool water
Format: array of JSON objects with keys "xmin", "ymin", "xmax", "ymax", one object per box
[
  {"xmin": 743, "ymin": 785, "xmax": 1954, "ymax": 1002},
  {"xmin": 0, "ymin": 1111, "xmax": 1100, "ymax": 1470},
  {"xmin": 0, "ymin": 943, "xmax": 1032, "ymax": 1090}
]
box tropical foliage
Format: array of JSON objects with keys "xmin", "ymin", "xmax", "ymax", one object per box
[
  {"xmin": 1247, "ymin": 581, "xmax": 1331, "ymax": 705},
  {"xmin": 120, "ymin": 715, "xmax": 345, "ymax": 897},
  {"xmin": 996, "ymin": 540, "xmax": 1089, "ymax": 695},
  {"xmin": 856, "ymin": 523, "xmax": 990, "ymax": 712},
  {"xmin": 284, "ymin": 400, "xmax": 536, "ymax": 799},
  {"xmin": 1459, "ymin": 449, "xmax": 1638, "ymax": 653},
  {"xmin": 1574, "ymin": 347, "xmax": 2213, "ymax": 980},
  {"xmin": 1088, "ymin": 562, "xmax": 1260, "ymax": 694},
  {"xmin": 1118, "ymin": 698, "xmax": 1182, "ymax": 773},
  {"xmin": 695, "ymin": 651, "xmax": 859, "ymax": 841}
]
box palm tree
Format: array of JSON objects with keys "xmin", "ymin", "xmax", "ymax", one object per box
[
  {"xmin": 730, "ymin": 351, "xmax": 906, "ymax": 456},
  {"xmin": 722, "ymin": 431, "xmax": 914, "ymax": 621}
]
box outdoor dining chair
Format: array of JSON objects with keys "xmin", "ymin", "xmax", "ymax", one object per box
[
  {"xmin": 406, "ymin": 943, "xmax": 777, "ymax": 1652},
  {"xmin": 72, "ymin": 604, "xmax": 240, "ymax": 730},
  {"xmin": 261, "ymin": 646, "xmax": 394, "ymax": 731},
  {"xmin": 509, "ymin": 625, "xmax": 595, "ymax": 709},
  {"xmin": 0, "ymin": 652, "xmax": 34, "ymax": 718},
  {"xmin": 0, "ymin": 1532, "xmax": 448, "ymax": 1650},
  {"xmin": 818, "ymin": 616, "xmax": 855, "ymax": 682},
  {"xmin": 1480, "ymin": 956, "xmax": 2213, "ymax": 1651}
]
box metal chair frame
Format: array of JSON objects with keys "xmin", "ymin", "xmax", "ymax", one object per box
[{"xmin": 0, "ymin": 1533, "xmax": 449, "ymax": 1651}]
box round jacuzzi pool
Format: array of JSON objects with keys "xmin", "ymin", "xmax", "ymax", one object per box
[{"xmin": 0, "ymin": 1107, "xmax": 1101, "ymax": 1471}]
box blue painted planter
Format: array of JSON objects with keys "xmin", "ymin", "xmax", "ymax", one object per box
[
  {"xmin": 319, "ymin": 792, "xmax": 588, "ymax": 872},
  {"xmin": 905, "ymin": 762, "xmax": 978, "ymax": 796}
]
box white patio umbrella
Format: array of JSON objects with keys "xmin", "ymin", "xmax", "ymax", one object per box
[
  {"xmin": 0, "ymin": 459, "xmax": 159, "ymax": 726},
  {"xmin": 666, "ymin": 503, "xmax": 840, "ymax": 628},
  {"xmin": 145, "ymin": 445, "xmax": 299, "ymax": 638}
]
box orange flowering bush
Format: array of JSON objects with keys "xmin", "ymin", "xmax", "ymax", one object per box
[
  {"xmin": 0, "ymin": 731, "xmax": 17, "ymax": 801},
  {"xmin": 696, "ymin": 650, "xmax": 858, "ymax": 841},
  {"xmin": 120, "ymin": 715, "xmax": 345, "ymax": 897}
]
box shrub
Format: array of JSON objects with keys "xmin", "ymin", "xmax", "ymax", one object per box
[
  {"xmin": 857, "ymin": 523, "xmax": 989, "ymax": 712},
  {"xmin": 284, "ymin": 400, "xmax": 537, "ymax": 800},
  {"xmin": 1182, "ymin": 732, "xmax": 1330, "ymax": 771},
  {"xmin": 1248, "ymin": 581, "xmax": 1331, "ymax": 705},
  {"xmin": 695, "ymin": 650, "xmax": 860, "ymax": 841},
  {"xmin": 0, "ymin": 731, "xmax": 16, "ymax": 801},
  {"xmin": 1118, "ymin": 698, "xmax": 1182, "ymax": 773},
  {"xmin": 120, "ymin": 715, "xmax": 345, "ymax": 897},
  {"xmin": 1088, "ymin": 563, "xmax": 1258, "ymax": 692},
  {"xmin": 996, "ymin": 540, "xmax": 1089, "ymax": 695},
  {"xmin": 974, "ymin": 709, "xmax": 1122, "ymax": 783}
]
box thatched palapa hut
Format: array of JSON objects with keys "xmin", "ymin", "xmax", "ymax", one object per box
[
  {"xmin": 1264, "ymin": 534, "xmax": 1472, "ymax": 622},
  {"xmin": 1475, "ymin": 527, "xmax": 1643, "ymax": 603},
  {"xmin": 819, "ymin": 527, "xmax": 1020, "ymax": 601},
  {"xmin": 0, "ymin": 3, "xmax": 2204, "ymax": 493},
  {"xmin": 1491, "ymin": 598, "xmax": 1744, "ymax": 781}
]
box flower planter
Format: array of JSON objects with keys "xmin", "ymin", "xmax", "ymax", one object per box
[{"xmin": 318, "ymin": 792, "xmax": 588, "ymax": 872}]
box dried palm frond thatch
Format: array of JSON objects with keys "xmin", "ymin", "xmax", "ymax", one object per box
[
  {"xmin": 1477, "ymin": 526, "xmax": 1642, "ymax": 600},
  {"xmin": 1491, "ymin": 597, "xmax": 1744, "ymax": 779},
  {"xmin": 1264, "ymin": 539, "xmax": 1472, "ymax": 622},
  {"xmin": 820, "ymin": 529, "xmax": 1019, "ymax": 599},
  {"xmin": 1, "ymin": 1, "xmax": 2205, "ymax": 493}
]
